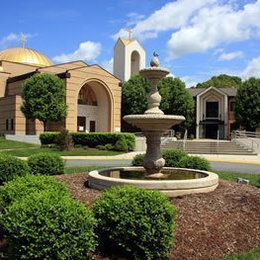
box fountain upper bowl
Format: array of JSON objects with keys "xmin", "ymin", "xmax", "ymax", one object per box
[{"xmin": 123, "ymin": 114, "xmax": 185, "ymax": 131}]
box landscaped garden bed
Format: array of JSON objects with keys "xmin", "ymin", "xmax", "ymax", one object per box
[{"xmin": 56, "ymin": 173, "xmax": 260, "ymax": 259}]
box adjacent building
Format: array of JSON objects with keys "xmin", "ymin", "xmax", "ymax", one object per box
[
  {"xmin": 188, "ymin": 86, "xmax": 237, "ymax": 139},
  {"xmin": 0, "ymin": 47, "xmax": 121, "ymax": 135}
]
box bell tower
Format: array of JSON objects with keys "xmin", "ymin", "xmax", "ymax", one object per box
[{"xmin": 113, "ymin": 33, "xmax": 146, "ymax": 82}]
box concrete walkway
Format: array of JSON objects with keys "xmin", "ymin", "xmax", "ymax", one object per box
[{"xmin": 57, "ymin": 152, "xmax": 260, "ymax": 165}]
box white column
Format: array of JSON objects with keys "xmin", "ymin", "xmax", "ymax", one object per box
[{"xmin": 196, "ymin": 95, "xmax": 200, "ymax": 139}]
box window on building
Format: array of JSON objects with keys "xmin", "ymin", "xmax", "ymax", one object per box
[
  {"xmin": 230, "ymin": 101, "xmax": 235, "ymax": 112},
  {"xmin": 11, "ymin": 119, "xmax": 14, "ymax": 131},
  {"xmin": 90, "ymin": 121, "xmax": 96, "ymax": 132},
  {"xmin": 6, "ymin": 119, "xmax": 9, "ymax": 131},
  {"xmin": 206, "ymin": 102, "xmax": 219, "ymax": 118}
]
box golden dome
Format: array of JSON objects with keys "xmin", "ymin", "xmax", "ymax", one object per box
[{"xmin": 0, "ymin": 47, "xmax": 53, "ymax": 67}]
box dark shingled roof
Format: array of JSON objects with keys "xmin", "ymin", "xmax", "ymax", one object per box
[{"xmin": 188, "ymin": 87, "xmax": 237, "ymax": 97}]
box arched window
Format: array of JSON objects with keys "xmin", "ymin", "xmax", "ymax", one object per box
[
  {"xmin": 78, "ymin": 85, "xmax": 97, "ymax": 106},
  {"xmin": 131, "ymin": 51, "xmax": 140, "ymax": 76}
]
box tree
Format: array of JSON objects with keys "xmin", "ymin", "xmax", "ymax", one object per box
[
  {"xmin": 158, "ymin": 77, "xmax": 195, "ymax": 132},
  {"xmin": 234, "ymin": 77, "xmax": 260, "ymax": 131},
  {"xmin": 121, "ymin": 75, "xmax": 150, "ymax": 131},
  {"xmin": 21, "ymin": 73, "xmax": 67, "ymax": 131},
  {"xmin": 196, "ymin": 74, "xmax": 242, "ymax": 89}
]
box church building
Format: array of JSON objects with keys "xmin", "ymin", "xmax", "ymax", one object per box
[{"xmin": 0, "ymin": 45, "xmax": 122, "ymax": 135}]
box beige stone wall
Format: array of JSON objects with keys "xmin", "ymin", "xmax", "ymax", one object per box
[
  {"xmin": 65, "ymin": 65, "xmax": 121, "ymax": 133},
  {"xmin": 1, "ymin": 61, "xmax": 37, "ymax": 76},
  {"xmin": 0, "ymin": 61, "xmax": 121, "ymax": 135},
  {"xmin": 0, "ymin": 72, "xmax": 9, "ymax": 97},
  {"xmin": 0, "ymin": 96, "xmax": 17, "ymax": 134}
]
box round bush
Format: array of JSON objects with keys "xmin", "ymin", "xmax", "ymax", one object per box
[
  {"xmin": 163, "ymin": 149, "xmax": 188, "ymax": 167},
  {"xmin": 114, "ymin": 138, "xmax": 128, "ymax": 152},
  {"xmin": 179, "ymin": 156, "xmax": 211, "ymax": 171},
  {"xmin": 132, "ymin": 150, "xmax": 188, "ymax": 167},
  {"xmin": 132, "ymin": 153, "xmax": 145, "ymax": 166},
  {"xmin": 93, "ymin": 185, "xmax": 177, "ymax": 259},
  {"xmin": 0, "ymin": 174, "xmax": 69, "ymax": 211},
  {"xmin": 1, "ymin": 190, "xmax": 97, "ymax": 259},
  {"xmin": 0, "ymin": 154, "xmax": 30, "ymax": 184},
  {"xmin": 28, "ymin": 153, "xmax": 64, "ymax": 175}
]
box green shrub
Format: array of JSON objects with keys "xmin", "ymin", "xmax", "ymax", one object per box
[
  {"xmin": 163, "ymin": 149, "xmax": 189, "ymax": 167},
  {"xmin": 93, "ymin": 185, "xmax": 176, "ymax": 259},
  {"xmin": 96, "ymin": 145, "xmax": 107, "ymax": 150},
  {"xmin": 28, "ymin": 153, "xmax": 64, "ymax": 175},
  {"xmin": 114, "ymin": 137, "xmax": 128, "ymax": 152},
  {"xmin": 132, "ymin": 149, "xmax": 188, "ymax": 167},
  {"xmin": 105, "ymin": 143, "xmax": 114, "ymax": 150},
  {"xmin": 0, "ymin": 174, "xmax": 69, "ymax": 211},
  {"xmin": 179, "ymin": 156, "xmax": 211, "ymax": 171},
  {"xmin": 56, "ymin": 129, "xmax": 74, "ymax": 151},
  {"xmin": 39, "ymin": 132, "xmax": 60, "ymax": 145},
  {"xmin": 0, "ymin": 154, "xmax": 30, "ymax": 184},
  {"xmin": 40, "ymin": 132, "xmax": 136, "ymax": 151},
  {"xmin": 1, "ymin": 191, "xmax": 97, "ymax": 259},
  {"xmin": 132, "ymin": 153, "xmax": 145, "ymax": 166}
]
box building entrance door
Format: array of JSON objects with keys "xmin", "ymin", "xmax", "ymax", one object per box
[
  {"xmin": 205, "ymin": 124, "xmax": 218, "ymax": 139},
  {"xmin": 77, "ymin": 117, "xmax": 86, "ymax": 132}
]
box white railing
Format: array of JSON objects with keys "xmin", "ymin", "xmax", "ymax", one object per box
[{"xmin": 232, "ymin": 130, "xmax": 260, "ymax": 154}]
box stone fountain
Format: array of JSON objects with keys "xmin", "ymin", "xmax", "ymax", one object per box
[{"xmin": 88, "ymin": 53, "xmax": 219, "ymax": 197}]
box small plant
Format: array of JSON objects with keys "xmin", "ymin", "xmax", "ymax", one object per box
[
  {"xmin": 132, "ymin": 153, "xmax": 145, "ymax": 166},
  {"xmin": 0, "ymin": 154, "xmax": 30, "ymax": 184},
  {"xmin": 105, "ymin": 143, "xmax": 114, "ymax": 150},
  {"xmin": 56, "ymin": 129, "xmax": 74, "ymax": 151},
  {"xmin": 93, "ymin": 185, "xmax": 177, "ymax": 259},
  {"xmin": 114, "ymin": 137, "xmax": 128, "ymax": 152},
  {"xmin": 28, "ymin": 153, "xmax": 64, "ymax": 175},
  {"xmin": 132, "ymin": 149, "xmax": 188, "ymax": 167},
  {"xmin": 163, "ymin": 149, "xmax": 189, "ymax": 167},
  {"xmin": 0, "ymin": 174, "xmax": 69, "ymax": 211},
  {"xmin": 96, "ymin": 145, "xmax": 107, "ymax": 150},
  {"xmin": 1, "ymin": 190, "xmax": 97, "ymax": 259},
  {"xmin": 179, "ymin": 156, "xmax": 211, "ymax": 171}
]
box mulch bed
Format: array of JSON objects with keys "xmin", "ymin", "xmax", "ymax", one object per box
[{"xmin": 56, "ymin": 173, "xmax": 260, "ymax": 260}]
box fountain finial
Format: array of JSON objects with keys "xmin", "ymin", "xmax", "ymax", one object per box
[{"xmin": 150, "ymin": 52, "xmax": 159, "ymax": 67}]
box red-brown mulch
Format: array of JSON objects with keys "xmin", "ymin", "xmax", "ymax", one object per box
[{"xmin": 56, "ymin": 173, "xmax": 260, "ymax": 260}]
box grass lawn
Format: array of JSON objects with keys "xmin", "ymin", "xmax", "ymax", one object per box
[
  {"xmin": 0, "ymin": 137, "xmax": 38, "ymax": 150},
  {"xmin": 0, "ymin": 147, "xmax": 122, "ymax": 157},
  {"xmin": 224, "ymin": 248, "xmax": 260, "ymax": 259},
  {"xmin": 215, "ymin": 170, "xmax": 260, "ymax": 187}
]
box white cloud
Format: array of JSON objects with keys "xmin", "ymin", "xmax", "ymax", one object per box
[
  {"xmin": 218, "ymin": 51, "xmax": 243, "ymax": 61},
  {"xmin": 113, "ymin": 0, "xmax": 214, "ymax": 41},
  {"xmin": 53, "ymin": 41, "xmax": 101, "ymax": 63},
  {"xmin": 0, "ymin": 32, "xmax": 34, "ymax": 49},
  {"xmin": 168, "ymin": 0, "xmax": 260, "ymax": 58},
  {"xmin": 101, "ymin": 58, "xmax": 113, "ymax": 73},
  {"xmin": 241, "ymin": 56, "xmax": 260, "ymax": 79},
  {"xmin": 181, "ymin": 76, "xmax": 198, "ymax": 87}
]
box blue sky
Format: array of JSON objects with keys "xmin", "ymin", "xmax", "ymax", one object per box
[{"xmin": 1, "ymin": 0, "xmax": 260, "ymax": 86}]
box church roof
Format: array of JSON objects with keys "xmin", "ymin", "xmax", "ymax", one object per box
[
  {"xmin": 188, "ymin": 87, "xmax": 237, "ymax": 97},
  {"xmin": 0, "ymin": 47, "xmax": 53, "ymax": 67},
  {"xmin": 119, "ymin": 38, "xmax": 134, "ymax": 46}
]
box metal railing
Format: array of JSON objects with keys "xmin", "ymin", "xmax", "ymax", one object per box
[{"xmin": 232, "ymin": 130, "xmax": 260, "ymax": 153}]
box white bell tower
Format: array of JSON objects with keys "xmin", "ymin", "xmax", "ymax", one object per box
[{"xmin": 113, "ymin": 32, "xmax": 146, "ymax": 82}]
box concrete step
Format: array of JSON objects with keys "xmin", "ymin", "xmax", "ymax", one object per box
[{"xmin": 5, "ymin": 134, "xmax": 41, "ymax": 145}]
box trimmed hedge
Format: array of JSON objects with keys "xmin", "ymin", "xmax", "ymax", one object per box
[
  {"xmin": 0, "ymin": 174, "xmax": 69, "ymax": 211},
  {"xmin": 28, "ymin": 153, "xmax": 65, "ymax": 175},
  {"xmin": 0, "ymin": 154, "xmax": 30, "ymax": 184},
  {"xmin": 40, "ymin": 132, "xmax": 135, "ymax": 151},
  {"xmin": 1, "ymin": 190, "xmax": 97, "ymax": 259},
  {"xmin": 179, "ymin": 156, "xmax": 212, "ymax": 171},
  {"xmin": 93, "ymin": 185, "xmax": 176, "ymax": 259},
  {"xmin": 132, "ymin": 150, "xmax": 211, "ymax": 171},
  {"xmin": 132, "ymin": 149, "xmax": 189, "ymax": 168}
]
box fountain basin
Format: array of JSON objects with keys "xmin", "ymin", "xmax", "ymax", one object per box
[
  {"xmin": 123, "ymin": 114, "xmax": 185, "ymax": 131},
  {"xmin": 88, "ymin": 167, "xmax": 219, "ymax": 197}
]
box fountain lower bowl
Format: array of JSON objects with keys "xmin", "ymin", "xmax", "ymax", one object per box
[{"xmin": 88, "ymin": 167, "xmax": 219, "ymax": 197}]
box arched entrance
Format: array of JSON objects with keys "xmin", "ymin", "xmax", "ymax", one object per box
[
  {"xmin": 77, "ymin": 81, "xmax": 112, "ymax": 132},
  {"xmin": 131, "ymin": 50, "xmax": 140, "ymax": 76}
]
